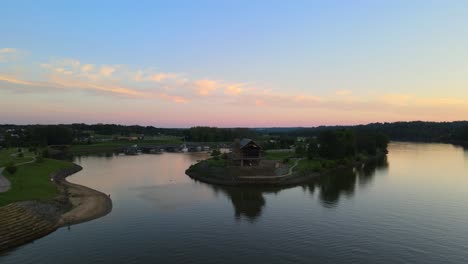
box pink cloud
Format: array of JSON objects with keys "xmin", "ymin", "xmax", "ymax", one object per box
[{"xmin": 195, "ymin": 79, "xmax": 218, "ymax": 96}]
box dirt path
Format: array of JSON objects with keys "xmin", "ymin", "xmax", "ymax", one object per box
[
  {"xmin": 0, "ymin": 155, "xmax": 36, "ymax": 193},
  {"xmin": 238, "ymin": 158, "xmax": 303, "ymax": 179},
  {"xmin": 0, "ymin": 168, "xmax": 10, "ymax": 193}
]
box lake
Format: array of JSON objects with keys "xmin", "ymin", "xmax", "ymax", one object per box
[{"xmin": 1, "ymin": 142, "xmax": 468, "ymax": 263}]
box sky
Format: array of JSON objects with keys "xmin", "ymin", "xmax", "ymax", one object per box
[{"xmin": 1, "ymin": 0, "xmax": 468, "ymax": 127}]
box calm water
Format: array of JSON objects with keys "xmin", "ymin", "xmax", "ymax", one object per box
[{"xmin": 1, "ymin": 142, "xmax": 468, "ymax": 263}]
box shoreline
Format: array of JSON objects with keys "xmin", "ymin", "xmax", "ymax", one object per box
[
  {"xmin": 52, "ymin": 164, "xmax": 113, "ymax": 227},
  {"xmin": 0, "ymin": 163, "xmax": 112, "ymax": 252},
  {"xmin": 186, "ymin": 154, "xmax": 386, "ymax": 187},
  {"xmin": 186, "ymin": 165, "xmax": 321, "ymax": 186}
]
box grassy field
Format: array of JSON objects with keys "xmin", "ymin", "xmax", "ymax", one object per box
[
  {"xmin": 204, "ymin": 157, "xmax": 227, "ymax": 167},
  {"xmin": 295, "ymin": 159, "xmax": 338, "ymax": 173},
  {"xmin": 0, "ymin": 148, "xmax": 35, "ymax": 167},
  {"xmin": 264, "ymin": 150, "xmax": 294, "ymax": 161},
  {"xmin": 0, "ymin": 159, "xmax": 73, "ymax": 207}
]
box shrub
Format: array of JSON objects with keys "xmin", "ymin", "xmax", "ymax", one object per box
[
  {"xmin": 321, "ymin": 160, "xmax": 337, "ymax": 169},
  {"xmin": 5, "ymin": 162, "xmax": 17, "ymax": 175},
  {"xmin": 17, "ymin": 152, "xmax": 24, "ymax": 158},
  {"xmin": 211, "ymin": 149, "xmax": 221, "ymax": 157},
  {"xmin": 42, "ymin": 149, "xmax": 50, "ymax": 158},
  {"xmin": 36, "ymin": 155, "xmax": 44, "ymax": 163},
  {"xmin": 282, "ymin": 158, "xmax": 290, "ymax": 164},
  {"xmin": 206, "ymin": 157, "xmax": 225, "ymax": 167}
]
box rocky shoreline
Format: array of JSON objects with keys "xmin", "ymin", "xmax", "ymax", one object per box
[{"xmin": 0, "ymin": 164, "xmax": 112, "ymax": 253}]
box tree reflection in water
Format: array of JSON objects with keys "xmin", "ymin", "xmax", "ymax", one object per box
[
  {"xmin": 210, "ymin": 185, "xmax": 281, "ymax": 223},
  {"xmin": 306, "ymin": 157, "xmax": 388, "ymax": 208},
  {"xmin": 208, "ymin": 156, "xmax": 388, "ymax": 221}
]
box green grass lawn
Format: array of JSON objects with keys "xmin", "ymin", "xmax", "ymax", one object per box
[
  {"xmin": 0, "ymin": 148, "xmax": 35, "ymax": 167},
  {"xmin": 264, "ymin": 150, "xmax": 294, "ymax": 161},
  {"xmin": 0, "ymin": 159, "xmax": 73, "ymax": 207},
  {"xmin": 295, "ymin": 159, "xmax": 338, "ymax": 173},
  {"xmin": 205, "ymin": 157, "xmax": 227, "ymax": 167},
  {"xmin": 296, "ymin": 159, "xmax": 324, "ymax": 172}
]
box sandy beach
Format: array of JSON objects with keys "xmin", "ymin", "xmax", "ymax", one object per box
[
  {"xmin": 58, "ymin": 179, "xmax": 112, "ymax": 226},
  {"xmin": 51, "ymin": 164, "xmax": 112, "ymax": 227}
]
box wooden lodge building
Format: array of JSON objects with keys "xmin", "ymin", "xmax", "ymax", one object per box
[{"xmin": 231, "ymin": 138, "xmax": 262, "ymax": 166}]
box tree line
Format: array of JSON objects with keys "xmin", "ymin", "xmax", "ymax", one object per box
[
  {"xmin": 183, "ymin": 127, "xmax": 258, "ymax": 142},
  {"xmin": 295, "ymin": 129, "xmax": 389, "ymax": 160},
  {"xmin": 1, "ymin": 121, "xmax": 467, "ymax": 148},
  {"xmin": 271, "ymin": 121, "xmax": 468, "ymax": 143}
]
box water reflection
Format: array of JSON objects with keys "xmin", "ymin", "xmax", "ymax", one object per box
[
  {"xmin": 206, "ymin": 157, "xmax": 389, "ymax": 220},
  {"xmin": 209, "ymin": 185, "xmax": 282, "ymax": 222},
  {"xmin": 135, "ymin": 183, "xmax": 216, "ymax": 211},
  {"xmin": 357, "ymin": 156, "xmax": 389, "ymax": 187},
  {"xmin": 303, "ymin": 157, "xmax": 388, "ymax": 208}
]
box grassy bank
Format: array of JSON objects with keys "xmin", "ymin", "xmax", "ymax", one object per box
[
  {"xmin": 0, "ymin": 159, "xmax": 74, "ymax": 207},
  {"xmin": 264, "ymin": 150, "xmax": 294, "ymax": 160},
  {"xmin": 0, "ymin": 148, "xmax": 35, "ymax": 167},
  {"xmin": 295, "ymin": 159, "xmax": 337, "ymax": 173}
]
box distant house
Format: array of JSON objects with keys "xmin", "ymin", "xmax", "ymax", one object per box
[
  {"xmin": 231, "ymin": 138, "xmax": 262, "ymax": 166},
  {"xmin": 296, "ymin": 137, "xmax": 307, "ymax": 142}
]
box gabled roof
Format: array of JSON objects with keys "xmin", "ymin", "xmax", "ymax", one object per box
[{"xmin": 239, "ymin": 138, "xmax": 260, "ymax": 149}]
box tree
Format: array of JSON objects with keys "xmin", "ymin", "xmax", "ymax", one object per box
[
  {"xmin": 307, "ymin": 138, "xmax": 319, "ymax": 159},
  {"xmin": 35, "ymin": 155, "xmax": 44, "ymax": 163},
  {"xmin": 318, "ymin": 129, "xmax": 356, "ymax": 159},
  {"xmin": 42, "ymin": 148, "xmax": 50, "ymax": 158},
  {"xmin": 5, "ymin": 162, "xmax": 17, "ymax": 175},
  {"xmin": 295, "ymin": 142, "xmax": 306, "ymax": 157},
  {"xmin": 211, "ymin": 149, "xmax": 221, "ymax": 157}
]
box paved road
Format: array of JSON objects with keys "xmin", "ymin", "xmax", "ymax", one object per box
[{"xmin": 0, "ymin": 167, "xmax": 11, "ymax": 193}]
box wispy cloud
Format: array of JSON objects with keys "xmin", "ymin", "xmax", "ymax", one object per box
[
  {"xmin": 335, "ymin": 89, "xmax": 352, "ymax": 96},
  {"xmin": 0, "ymin": 75, "xmax": 33, "ymax": 86},
  {"xmin": 224, "ymin": 84, "xmax": 245, "ymax": 96},
  {"xmin": 2, "ymin": 51, "xmax": 468, "ymax": 123},
  {"xmin": 134, "ymin": 70, "xmax": 179, "ymax": 82},
  {"xmin": 195, "ymin": 79, "xmax": 219, "ymax": 96},
  {"xmin": 0, "ymin": 48, "xmax": 18, "ymax": 62},
  {"xmin": 81, "ymin": 64, "xmax": 94, "ymax": 73},
  {"xmin": 99, "ymin": 65, "xmax": 117, "ymax": 77},
  {"xmin": 0, "ymin": 48, "xmax": 16, "ymax": 54}
]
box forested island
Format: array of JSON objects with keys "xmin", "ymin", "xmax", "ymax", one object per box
[{"xmin": 186, "ymin": 129, "xmax": 389, "ymax": 186}]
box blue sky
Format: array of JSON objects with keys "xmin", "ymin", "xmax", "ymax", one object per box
[{"xmin": 1, "ymin": 1, "xmax": 468, "ymax": 126}]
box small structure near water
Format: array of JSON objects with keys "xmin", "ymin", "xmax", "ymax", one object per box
[{"xmin": 231, "ymin": 138, "xmax": 262, "ymax": 167}]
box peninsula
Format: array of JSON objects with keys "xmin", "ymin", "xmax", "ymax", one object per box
[{"xmin": 0, "ymin": 149, "xmax": 112, "ymax": 252}]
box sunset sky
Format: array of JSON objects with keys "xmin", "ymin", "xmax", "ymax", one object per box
[{"xmin": 2, "ymin": 0, "xmax": 468, "ymax": 127}]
